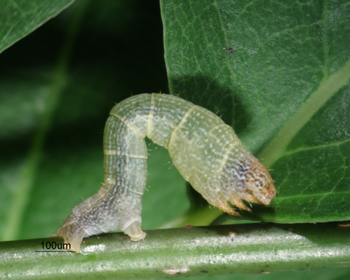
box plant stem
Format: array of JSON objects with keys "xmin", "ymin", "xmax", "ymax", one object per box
[{"xmin": 1, "ymin": 223, "xmax": 350, "ymax": 279}]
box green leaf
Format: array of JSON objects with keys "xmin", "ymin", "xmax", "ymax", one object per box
[
  {"xmin": 0, "ymin": 0, "xmax": 74, "ymax": 54},
  {"xmin": 161, "ymin": 0, "xmax": 350, "ymax": 223}
]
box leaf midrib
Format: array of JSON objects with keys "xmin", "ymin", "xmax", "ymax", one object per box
[
  {"xmin": 276, "ymin": 190, "xmax": 350, "ymax": 201},
  {"xmin": 259, "ymin": 59, "xmax": 350, "ymax": 167},
  {"xmin": 280, "ymin": 138, "xmax": 350, "ymax": 157}
]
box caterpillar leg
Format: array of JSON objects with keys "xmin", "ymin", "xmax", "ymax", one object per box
[
  {"xmin": 123, "ymin": 220, "xmax": 146, "ymax": 241},
  {"xmin": 239, "ymin": 192, "xmax": 261, "ymax": 204},
  {"xmin": 228, "ymin": 193, "xmax": 251, "ymax": 212},
  {"xmin": 215, "ymin": 194, "xmax": 251, "ymax": 216},
  {"xmin": 215, "ymin": 197, "xmax": 241, "ymax": 216},
  {"xmin": 57, "ymin": 214, "xmax": 86, "ymax": 253}
]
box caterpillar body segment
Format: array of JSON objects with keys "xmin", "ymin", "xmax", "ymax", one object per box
[{"xmin": 58, "ymin": 93, "xmax": 276, "ymax": 252}]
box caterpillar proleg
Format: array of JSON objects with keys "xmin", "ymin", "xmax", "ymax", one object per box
[{"xmin": 58, "ymin": 93, "xmax": 276, "ymax": 252}]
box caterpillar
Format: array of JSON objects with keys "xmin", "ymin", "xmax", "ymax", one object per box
[{"xmin": 57, "ymin": 93, "xmax": 276, "ymax": 252}]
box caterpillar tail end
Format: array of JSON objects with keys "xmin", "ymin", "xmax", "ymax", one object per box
[{"xmin": 57, "ymin": 216, "xmax": 85, "ymax": 253}]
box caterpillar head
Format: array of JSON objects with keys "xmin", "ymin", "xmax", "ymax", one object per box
[{"xmin": 244, "ymin": 160, "xmax": 276, "ymax": 205}]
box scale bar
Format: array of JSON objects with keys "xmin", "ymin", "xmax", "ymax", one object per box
[{"xmin": 35, "ymin": 251, "xmax": 75, "ymax": 253}]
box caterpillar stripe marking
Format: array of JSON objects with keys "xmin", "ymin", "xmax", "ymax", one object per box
[{"xmin": 58, "ymin": 93, "xmax": 276, "ymax": 252}]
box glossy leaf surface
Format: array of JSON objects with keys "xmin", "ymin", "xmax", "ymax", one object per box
[{"xmin": 161, "ymin": 0, "xmax": 350, "ymax": 223}]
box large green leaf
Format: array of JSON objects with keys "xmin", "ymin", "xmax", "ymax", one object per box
[
  {"xmin": 0, "ymin": 0, "xmax": 74, "ymax": 54},
  {"xmin": 161, "ymin": 0, "xmax": 350, "ymax": 223}
]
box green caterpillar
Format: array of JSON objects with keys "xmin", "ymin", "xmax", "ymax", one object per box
[{"xmin": 58, "ymin": 93, "xmax": 276, "ymax": 252}]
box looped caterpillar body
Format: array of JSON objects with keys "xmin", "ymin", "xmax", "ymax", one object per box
[{"xmin": 58, "ymin": 93, "xmax": 276, "ymax": 252}]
